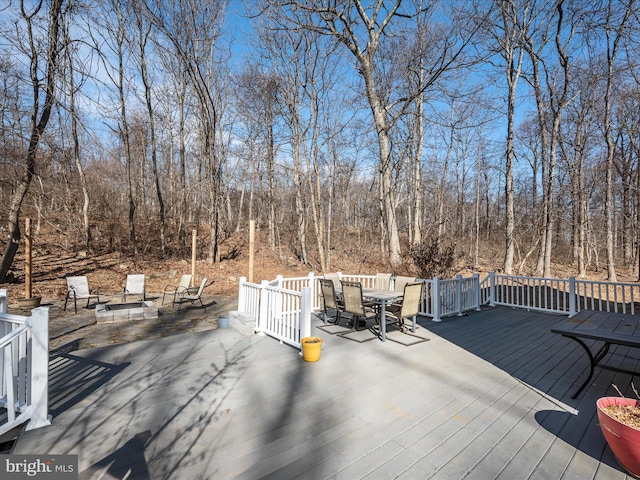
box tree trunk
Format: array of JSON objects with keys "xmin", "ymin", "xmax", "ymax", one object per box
[
  {"xmin": 602, "ymin": 0, "xmax": 633, "ymax": 282},
  {"xmin": 361, "ymin": 63, "xmax": 402, "ymax": 268},
  {"xmin": 135, "ymin": 4, "xmax": 166, "ymax": 254},
  {"xmin": 267, "ymin": 118, "xmax": 276, "ymax": 251},
  {"xmin": 412, "ymin": 83, "xmax": 424, "ymax": 247},
  {"xmin": 69, "ymin": 57, "xmax": 91, "ymax": 251},
  {"xmin": 112, "ymin": 5, "xmax": 137, "ymax": 254},
  {"xmin": 0, "ymin": 0, "xmax": 64, "ymax": 282},
  {"xmin": 178, "ymin": 78, "xmax": 187, "ymax": 243},
  {"xmin": 503, "ymin": 50, "xmax": 520, "ymax": 275}
]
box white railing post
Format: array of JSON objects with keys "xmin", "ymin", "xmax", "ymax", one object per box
[
  {"xmin": 569, "ymin": 276, "xmax": 576, "ymax": 317},
  {"xmin": 489, "ymin": 272, "xmax": 496, "ymax": 307},
  {"xmin": 307, "ymin": 272, "xmax": 317, "ymax": 309},
  {"xmin": 238, "ymin": 277, "xmax": 247, "ymax": 312},
  {"xmin": 456, "ymin": 274, "xmax": 463, "ymax": 316},
  {"xmin": 0, "ymin": 288, "xmax": 7, "ymax": 313},
  {"xmin": 26, "ymin": 306, "xmax": 51, "ymax": 430},
  {"xmin": 432, "ymin": 276, "xmax": 441, "ymax": 322},
  {"xmin": 473, "ymin": 273, "xmax": 481, "ymax": 311},
  {"xmin": 275, "ymin": 275, "xmax": 283, "ymax": 287},
  {"xmin": 300, "ymin": 287, "xmax": 312, "ymax": 343},
  {"xmin": 257, "ymin": 280, "xmax": 269, "ymax": 334}
]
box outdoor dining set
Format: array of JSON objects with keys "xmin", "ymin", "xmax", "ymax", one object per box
[{"xmin": 318, "ymin": 273, "xmax": 424, "ymax": 342}]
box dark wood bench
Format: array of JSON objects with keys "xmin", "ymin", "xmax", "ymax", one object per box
[{"xmin": 551, "ymin": 309, "xmax": 640, "ymax": 398}]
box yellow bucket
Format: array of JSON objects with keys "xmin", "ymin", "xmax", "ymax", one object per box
[{"xmin": 301, "ymin": 337, "xmax": 323, "ymax": 362}]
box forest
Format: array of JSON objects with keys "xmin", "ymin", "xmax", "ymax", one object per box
[{"xmin": 1, "ymin": 0, "xmax": 640, "ymax": 288}]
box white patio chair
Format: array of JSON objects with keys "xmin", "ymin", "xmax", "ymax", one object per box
[
  {"xmin": 176, "ymin": 277, "xmax": 209, "ymax": 311},
  {"xmin": 122, "ymin": 274, "xmax": 146, "ymax": 302},
  {"xmin": 64, "ymin": 276, "xmax": 100, "ymax": 313},
  {"xmin": 162, "ymin": 274, "xmax": 193, "ymax": 306}
]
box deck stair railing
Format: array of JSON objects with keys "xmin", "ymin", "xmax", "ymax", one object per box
[
  {"xmin": 0, "ymin": 289, "xmax": 50, "ymax": 436},
  {"xmin": 238, "ymin": 278, "xmax": 312, "ymax": 349}
]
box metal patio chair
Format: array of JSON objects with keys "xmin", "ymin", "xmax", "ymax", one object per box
[
  {"xmin": 384, "ymin": 282, "xmax": 424, "ymax": 333},
  {"xmin": 64, "ymin": 276, "xmax": 100, "ymax": 313},
  {"xmin": 122, "ymin": 274, "xmax": 146, "ymax": 302},
  {"xmin": 393, "ymin": 275, "xmax": 417, "ymax": 293},
  {"xmin": 319, "ymin": 278, "xmax": 344, "ymax": 324},
  {"xmin": 374, "ymin": 273, "xmax": 392, "ymax": 290},
  {"xmin": 340, "ymin": 280, "xmax": 378, "ymax": 331},
  {"xmin": 162, "ymin": 274, "xmax": 193, "ymax": 306},
  {"xmin": 176, "ymin": 277, "xmax": 208, "ymax": 311}
]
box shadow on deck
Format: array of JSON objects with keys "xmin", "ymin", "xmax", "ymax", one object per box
[
  {"xmin": 419, "ymin": 306, "xmax": 639, "ymax": 477},
  {"xmin": 10, "ymin": 306, "xmax": 640, "ymax": 479}
]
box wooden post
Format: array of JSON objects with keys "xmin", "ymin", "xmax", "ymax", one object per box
[
  {"xmin": 25, "ymin": 217, "xmax": 32, "ymax": 299},
  {"xmin": 191, "ymin": 230, "xmax": 197, "ymax": 287},
  {"xmin": 249, "ymin": 220, "xmax": 255, "ymax": 283}
]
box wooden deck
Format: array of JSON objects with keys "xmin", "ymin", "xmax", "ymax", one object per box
[{"xmin": 13, "ymin": 306, "xmax": 640, "ymax": 479}]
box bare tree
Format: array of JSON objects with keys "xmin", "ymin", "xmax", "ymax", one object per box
[
  {"xmin": 601, "ymin": 0, "xmax": 635, "ymax": 281},
  {"xmin": 559, "ymin": 68, "xmax": 599, "ymax": 278},
  {"xmin": 132, "ymin": 0, "xmax": 166, "ymax": 253},
  {"xmin": 489, "ymin": 0, "xmax": 528, "ymax": 274},
  {"xmin": 61, "ymin": 7, "xmax": 92, "ymax": 250},
  {"xmin": 254, "ymin": 8, "xmax": 348, "ymax": 268},
  {"xmin": 154, "ymin": 44, "xmax": 190, "ymax": 245},
  {"xmin": 150, "ymin": 0, "xmax": 227, "ymax": 263},
  {"xmin": 521, "ymin": 1, "xmax": 575, "ymax": 277},
  {"xmin": 236, "ymin": 67, "xmax": 279, "ymax": 251},
  {"xmin": 0, "ymin": 0, "xmax": 65, "ymax": 282},
  {"xmin": 90, "ymin": 0, "xmax": 139, "ymax": 253},
  {"xmin": 622, "ymin": 38, "xmax": 640, "ymax": 279},
  {"xmin": 260, "ymin": 0, "xmax": 483, "ymax": 268}
]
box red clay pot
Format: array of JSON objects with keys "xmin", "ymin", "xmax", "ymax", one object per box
[{"xmin": 597, "ymin": 397, "xmax": 640, "ymax": 478}]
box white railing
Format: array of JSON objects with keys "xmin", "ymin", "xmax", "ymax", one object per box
[
  {"xmin": 480, "ymin": 272, "xmax": 640, "ymax": 316},
  {"xmin": 426, "ymin": 274, "xmax": 481, "ymax": 319},
  {"xmin": 0, "ymin": 289, "xmax": 51, "ymax": 436},
  {"xmin": 238, "ymin": 278, "xmax": 312, "ymax": 349},
  {"xmin": 339, "ymin": 274, "xmax": 376, "ymax": 289},
  {"xmin": 237, "ymin": 273, "xmax": 481, "ymax": 346},
  {"xmin": 481, "ymin": 273, "xmax": 572, "ymax": 314},
  {"xmin": 238, "ymin": 271, "xmax": 640, "ymax": 350},
  {"xmin": 271, "ymin": 273, "xmax": 378, "ymax": 312},
  {"xmin": 237, "ymin": 279, "xmax": 262, "ymax": 319},
  {"xmin": 573, "ymin": 278, "xmax": 640, "ymax": 314}
]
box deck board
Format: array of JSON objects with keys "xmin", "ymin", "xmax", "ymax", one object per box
[{"xmin": 12, "ymin": 305, "xmax": 640, "ymax": 479}]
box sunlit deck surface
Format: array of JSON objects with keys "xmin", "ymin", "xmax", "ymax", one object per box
[{"xmin": 14, "ymin": 306, "xmax": 640, "ymax": 479}]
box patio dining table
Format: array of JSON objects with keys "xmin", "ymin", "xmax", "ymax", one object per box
[
  {"xmin": 551, "ymin": 309, "xmax": 640, "ymax": 398},
  {"xmin": 361, "ymin": 288, "xmax": 404, "ymax": 342}
]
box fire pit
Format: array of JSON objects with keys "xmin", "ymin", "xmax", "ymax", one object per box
[{"xmin": 96, "ymin": 301, "xmax": 158, "ymax": 323}]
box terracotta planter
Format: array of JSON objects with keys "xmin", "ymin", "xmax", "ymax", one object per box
[
  {"xmin": 301, "ymin": 337, "xmax": 323, "ymax": 362},
  {"xmin": 597, "ymin": 397, "xmax": 640, "ymax": 477}
]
